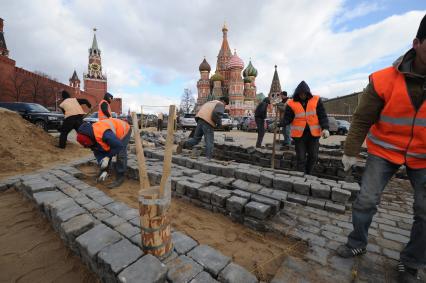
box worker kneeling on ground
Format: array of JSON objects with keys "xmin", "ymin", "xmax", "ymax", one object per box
[
  {"xmin": 177, "ymin": 96, "xmax": 229, "ymax": 159},
  {"xmin": 77, "ymin": 118, "xmax": 131, "ymax": 188},
  {"xmin": 281, "ymin": 81, "xmax": 329, "ymax": 174},
  {"xmin": 337, "ymin": 15, "xmax": 426, "ymax": 283}
]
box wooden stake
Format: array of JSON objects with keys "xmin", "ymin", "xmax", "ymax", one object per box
[
  {"xmin": 271, "ymin": 105, "xmax": 279, "ymax": 169},
  {"xmin": 159, "ymin": 105, "xmax": 176, "ymax": 199},
  {"xmin": 131, "ymin": 112, "xmax": 150, "ymax": 191}
]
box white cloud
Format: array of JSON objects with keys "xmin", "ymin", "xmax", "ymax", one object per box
[
  {"xmin": 1, "ymin": 0, "xmax": 425, "ymax": 112},
  {"xmin": 333, "ymin": 2, "xmax": 382, "ymax": 26}
]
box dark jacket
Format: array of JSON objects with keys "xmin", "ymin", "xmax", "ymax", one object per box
[
  {"xmin": 78, "ymin": 122, "xmax": 125, "ymax": 163},
  {"xmin": 344, "ymin": 48, "xmax": 426, "ymax": 157},
  {"xmin": 100, "ymin": 101, "xmax": 111, "ymax": 118},
  {"xmin": 282, "ymin": 81, "xmax": 329, "ymax": 135},
  {"xmin": 254, "ymin": 98, "xmax": 270, "ymax": 119}
]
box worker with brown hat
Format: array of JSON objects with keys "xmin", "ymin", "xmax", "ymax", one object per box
[
  {"xmin": 177, "ymin": 96, "xmax": 229, "ymax": 159},
  {"xmin": 77, "ymin": 118, "xmax": 131, "ymax": 188},
  {"xmin": 337, "ymin": 14, "xmax": 426, "ymax": 282}
]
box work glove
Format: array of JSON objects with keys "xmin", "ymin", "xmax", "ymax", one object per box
[
  {"xmin": 100, "ymin": 157, "xmax": 111, "ymax": 170},
  {"xmin": 321, "ymin": 129, "xmax": 330, "ymax": 139},
  {"xmin": 98, "ymin": 171, "xmax": 108, "ymax": 182},
  {"xmin": 342, "ymin": 155, "xmax": 357, "ymax": 171}
]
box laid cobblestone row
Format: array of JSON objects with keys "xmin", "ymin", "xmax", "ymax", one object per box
[{"xmin": 3, "ymin": 157, "xmax": 258, "ymax": 283}]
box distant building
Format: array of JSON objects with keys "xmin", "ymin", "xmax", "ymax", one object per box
[
  {"xmin": 0, "ymin": 19, "xmax": 122, "ymax": 113},
  {"xmin": 196, "ymin": 24, "xmax": 257, "ymax": 117}
]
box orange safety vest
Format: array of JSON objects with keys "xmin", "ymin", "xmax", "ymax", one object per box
[
  {"xmin": 287, "ymin": 95, "xmax": 321, "ymax": 138},
  {"xmin": 98, "ymin": 99, "xmax": 112, "ymax": 120},
  {"xmin": 366, "ymin": 66, "xmax": 426, "ymax": 169},
  {"xmin": 92, "ymin": 118, "xmax": 130, "ymax": 151}
]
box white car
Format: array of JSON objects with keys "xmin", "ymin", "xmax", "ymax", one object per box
[
  {"xmin": 180, "ymin": 113, "xmax": 197, "ymax": 129},
  {"xmin": 83, "ymin": 112, "xmax": 118, "ymax": 123},
  {"xmin": 220, "ymin": 113, "xmax": 232, "ymax": 131}
]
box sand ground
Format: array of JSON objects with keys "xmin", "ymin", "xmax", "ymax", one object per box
[{"xmin": 78, "ymin": 164, "xmax": 307, "ymax": 282}]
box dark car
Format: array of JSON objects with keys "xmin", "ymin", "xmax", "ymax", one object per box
[
  {"xmin": 237, "ymin": 116, "xmax": 250, "ymax": 130},
  {"xmin": 336, "ymin": 120, "xmax": 350, "ymax": 135},
  {"xmin": 0, "ymin": 102, "xmax": 64, "ymax": 131}
]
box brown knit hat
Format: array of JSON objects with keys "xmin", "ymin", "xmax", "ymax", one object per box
[{"xmin": 416, "ymin": 14, "xmax": 426, "ymax": 41}]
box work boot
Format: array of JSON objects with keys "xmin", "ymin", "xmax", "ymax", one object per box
[
  {"xmin": 107, "ymin": 174, "xmax": 125, "ymax": 189},
  {"xmin": 336, "ymin": 244, "xmax": 367, "ymax": 258},
  {"xmin": 397, "ymin": 263, "xmax": 421, "ymax": 282}
]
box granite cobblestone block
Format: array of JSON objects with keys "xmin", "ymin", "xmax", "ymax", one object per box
[
  {"xmin": 188, "ymin": 245, "xmax": 231, "ymax": 277},
  {"xmin": 331, "ymin": 187, "xmax": 351, "ymax": 204},
  {"xmin": 245, "ymin": 201, "xmax": 271, "ymax": 220},
  {"xmin": 118, "ymin": 254, "xmax": 167, "ymax": 283},
  {"xmin": 211, "ymin": 189, "xmax": 232, "ymax": 208},
  {"xmin": 226, "ymin": 196, "xmax": 248, "ymax": 214},
  {"xmin": 251, "ymin": 194, "xmax": 280, "ymax": 214},
  {"xmin": 167, "ymin": 255, "xmax": 203, "ymax": 283},
  {"xmin": 172, "ymin": 231, "xmax": 198, "ymax": 255},
  {"xmin": 218, "ymin": 263, "xmax": 258, "ymax": 283}
]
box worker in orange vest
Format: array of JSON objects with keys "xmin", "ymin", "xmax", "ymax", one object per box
[
  {"xmin": 98, "ymin": 92, "xmax": 113, "ymax": 120},
  {"xmin": 337, "ymin": 15, "xmax": 426, "ymax": 282},
  {"xmin": 281, "ymin": 81, "xmax": 330, "ymax": 174},
  {"xmin": 76, "ymin": 118, "xmax": 131, "ymax": 188}
]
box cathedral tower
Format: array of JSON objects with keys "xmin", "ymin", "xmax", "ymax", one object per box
[
  {"xmin": 216, "ymin": 23, "xmax": 232, "ymax": 95},
  {"xmin": 83, "ymin": 29, "xmax": 107, "ymax": 101},
  {"xmin": 227, "ymin": 50, "xmax": 244, "ymax": 116},
  {"xmin": 196, "ymin": 57, "xmax": 211, "ymax": 107}
]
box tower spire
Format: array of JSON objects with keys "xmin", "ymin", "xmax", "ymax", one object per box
[
  {"xmin": 91, "ymin": 28, "xmax": 99, "ymax": 51},
  {"xmin": 0, "ymin": 18, "xmax": 9, "ymax": 57}
]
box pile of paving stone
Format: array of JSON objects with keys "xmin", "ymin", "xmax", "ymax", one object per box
[
  {"xmin": 0, "ymin": 158, "xmax": 259, "ymax": 283},
  {"xmin": 138, "ymin": 150, "xmax": 360, "ymax": 218}
]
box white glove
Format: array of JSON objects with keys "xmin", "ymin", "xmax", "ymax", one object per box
[
  {"xmin": 100, "ymin": 157, "xmax": 110, "ymax": 170},
  {"xmin": 322, "ymin": 129, "xmax": 330, "ymax": 139},
  {"xmin": 342, "ymin": 155, "xmax": 357, "ymax": 171},
  {"xmin": 98, "ymin": 171, "xmax": 108, "ymax": 182}
]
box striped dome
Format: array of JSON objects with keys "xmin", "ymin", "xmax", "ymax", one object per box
[
  {"xmin": 243, "ymin": 60, "xmax": 258, "ymax": 77},
  {"xmin": 227, "ymin": 50, "xmax": 244, "ymax": 70}
]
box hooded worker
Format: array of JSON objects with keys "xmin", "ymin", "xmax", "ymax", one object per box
[
  {"xmin": 58, "ymin": 90, "xmax": 91, "ymax": 149},
  {"xmin": 98, "ymin": 92, "xmax": 113, "ymax": 120},
  {"xmin": 281, "ymin": 81, "xmax": 329, "ymax": 174},
  {"xmin": 77, "ymin": 118, "xmax": 131, "ymax": 188}
]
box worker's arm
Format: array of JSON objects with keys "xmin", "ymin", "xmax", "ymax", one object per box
[
  {"xmin": 211, "ymin": 103, "xmax": 225, "ymax": 127},
  {"xmin": 102, "ymin": 130, "xmax": 124, "ymax": 157},
  {"xmin": 100, "ymin": 101, "xmax": 111, "ymax": 118},
  {"xmin": 344, "ymin": 81, "xmax": 384, "ymax": 157},
  {"xmin": 316, "ymin": 99, "xmax": 329, "ymax": 130},
  {"xmin": 281, "ymin": 105, "xmax": 295, "ymax": 126},
  {"xmin": 77, "ymin": 98, "xmax": 92, "ymax": 108}
]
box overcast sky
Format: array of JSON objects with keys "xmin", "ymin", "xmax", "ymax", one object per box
[{"xmin": 1, "ymin": 0, "xmax": 425, "ymax": 113}]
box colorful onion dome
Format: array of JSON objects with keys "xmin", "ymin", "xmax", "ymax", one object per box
[
  {"xmin": 243, "ymin": 60, "xmax": 258, "ymax": 77},
  {"xmin": 199, "ymin": 57, "xmax": 211, "ymax": 72},
  {"xmin": 227, "ymin": 49, "xmax": 244, "ymax": 70},
  {"xmin": 243, "ymin": 77, "xmax": 252, "ymax": 83},
  {"xmin": 210, "ymin": 72, "xmax": 224, "ymax": 81}
]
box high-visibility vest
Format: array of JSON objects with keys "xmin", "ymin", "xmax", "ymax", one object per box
[
  {"xmin": 92, "ymin": 118, "xmax": 130, "ymax": 151},
  {"xmin": 366, "ymin": 66, "xmax": 426, "ymax": 169},
  {"xmin": 98, "ymin": 100, "xmax": 112, "ymax": 120},
  {"xmin": 196, "ymin": 100, "xmax": 221, "ymax": 127},
  {"xmin": 287, "ymin": 95, "xmax": 321, "ymax": 137},
  {"xmin": 59, "ymin": 98, "xmax": 85, "ymax": 118}
]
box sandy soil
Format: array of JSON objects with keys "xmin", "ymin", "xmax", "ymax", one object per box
[
  {"xmin": 0, "ymin": 189, "xmax": 97, "ymax": 283},
  {"xmin": 0, "ymin": 108, "xmax": 91, "ymax": 179},
  {"xmin": 78, "ymin": 164, "xmax": 307, "ymax": 281}
]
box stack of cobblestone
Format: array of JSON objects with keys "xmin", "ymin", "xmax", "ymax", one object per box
[
  {"xmin": 140, "ymin": 149, "xmax": 359, "ymax": 216},
  {"xmin": 1, "ymin": 157, "xmax": 260, "ymax": 283}
]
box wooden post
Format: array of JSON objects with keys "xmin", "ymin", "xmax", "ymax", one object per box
[
  {"xmin": 132, "ymin": 112, "xmax": 150, "ymax": 191},
  {"xmin": 271, "ymin": 105, "xmax": 279, "ymax": 169},
  {"xmin": 159, "ymin": 105, "xmax": 176, "ymax": 198}
]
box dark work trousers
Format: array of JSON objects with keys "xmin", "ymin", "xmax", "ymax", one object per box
[
  {"xmin": 255, "ymin": 117, "xmax": 265, "ymax": 148},
  {"xmin": 293, "ymin": 129, "xmax": 320, "ymax": 174},
  {"xmin": 184, "ymin": 119, "xmax": 214, "ymax": 159},
  {"xmin": 59, "ymin": 114, "xmax": 84, "ymax": 148},
  {"xmin": 157, "ymin": 119, "xmax": 163, "ymax": 131}
]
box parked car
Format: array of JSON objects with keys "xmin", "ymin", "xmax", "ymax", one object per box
[
  {"xmin": 328, "ymin": 116, "xmax": 338, "ymax": 135},
  {"xmin": 231, "ymin": 118, "xmax": 239, "ymax": 129},
  {"xmin": 220, "ymin": 113, "xmax": 232, "ymax": 131},
  {"xmin": 241, "ymin": 117, "xmax": 267, "ymax": 132},
  {"xmin": 0, "ymin": 102, "xmax": 64, "ymax": 131},
  {"xmin": 83, "ymin": 112, "xmax": 118, "ymax": 123},
  {"xmin": 336, "ymin": 120, "xmax": 350, "ymax": 135},
  {"xmin": 237, "ymin": 116, "xmax": 250, "ymax": 130},
  {"xmin": 180, "ymin": 113, "xmax": 197, "ymax": 130}
]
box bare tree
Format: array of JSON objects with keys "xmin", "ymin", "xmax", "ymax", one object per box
[
  {"xmin": 8, "ymin": 72, "xmax": 30, "ymax": 102},
  {"xmin": 29, "ymin": 73, "xmax": 46, "ymax": 103},
  {"xmin": 180, "ymin": 88, "xmax": 196, "ymax": 114}
]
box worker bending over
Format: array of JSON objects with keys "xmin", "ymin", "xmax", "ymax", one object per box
[
  {"xmin": 77, "ymin": 118, "xmax": 131, "ymax": 188},
  {"xmin": 177, "ymin": 96, "xmax": 229, "ymax": 159},
  {"xmin": 337, "ymin": 15, "xmax": 426, "ymax": 283},
  {"xmin": 281, "ymin": 81, "xmax": 329, "ymax": 174},
  {"xmin": 58, "ymin": 90, "xmax": 91, "ymax": 149}
]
